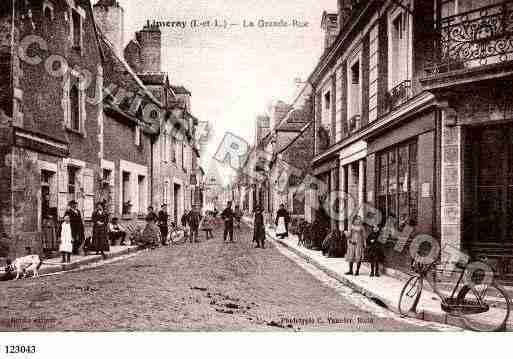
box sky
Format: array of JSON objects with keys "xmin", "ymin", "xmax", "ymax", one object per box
[{"xmin": 117, "ymin": 0, "xmax": 336, "ymax": 177}]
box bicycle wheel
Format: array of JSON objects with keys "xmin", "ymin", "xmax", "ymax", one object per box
[
  {"xmin": 456, "ymin": 283, "xmax": 510, "ymax": 332},
  {"xmin": 398, "ymin": 275, "xmax": 423, "ymax": 316}
]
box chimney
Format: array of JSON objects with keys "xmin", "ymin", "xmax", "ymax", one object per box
[
  {"xmin": 269, "ymin": 100, "xmax": 292, "ymax": 129},
  {"xmin": 135, "ymin": 25, "xmax": 162, "ymax": 73},
  {"xmin": 321, "ymin": 11, "xmax": 339, "ymax": 51},
  {"xmin": 255, "ymin": 115, "xmax": 270, "ymax": 146},
  {"xmin": 93, "ymin": 0, "xmax": 125, "ymax": 58},
  {"xmin": 337, "ymin": 0, "xmax": 352, "ymax": 30}
]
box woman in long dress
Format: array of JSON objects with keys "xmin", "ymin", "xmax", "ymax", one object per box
[
  {"xmin": 275, "ymin": 204, "xmax": 290, "ymax": 239},
  {"xmin": 59, "ymin": 215, "xmax": 73, "ymax": 263},
  {"xmin": 344, "ymin": 215, "xmax": 367, "ymax": 276},
  {"xmin": 92, "ymin": 203, "xmax": 110, "ymax": 259},
  {"xmin": 253, "ymin": 205, "xmax": 266, "ymax": 248}
]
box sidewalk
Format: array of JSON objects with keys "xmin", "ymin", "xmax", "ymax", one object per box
[
  {"xmin": 2, "ymin": 245, "xmax": 139, "ymax": 278},
  {"xmin": 244, "ymin": 217, "xmax": 512, "ymax": 331}
]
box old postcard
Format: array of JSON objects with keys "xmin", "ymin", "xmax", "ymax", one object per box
[{"xmin": 0, "ymin": 0, "xmax": 512, "ymax": 350}]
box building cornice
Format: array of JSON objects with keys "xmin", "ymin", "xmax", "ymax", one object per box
[{"xmin": 312, "ymin": 91, "xmax": 436, "ymax": 164}]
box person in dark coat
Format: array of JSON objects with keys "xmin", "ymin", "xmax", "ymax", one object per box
[
  {"xmin": 221, "ymin": 201, "xmax": 235, "ymax": 243},
  {"xmin": 91, "ymin": 203, "xmax": 109, "ymax": 259},
  {"xmin": 64, "ymin": 200, "xmax": 85, "ymax": 255},
  {"xmin": 275, "ymin": 204, "xmax": 290, "ymax": 238},
  {"xmin": 157, "ymin": 204, "xmax": 169, "ymax": 245},
  {"xmin": 253, "ymin": 205, "xmax": 266, "ymax": 248},
  {"xmin": 366, "ymin": 224, "xmax": 384, "ymax": 277},
  {"xmin": 188, "ymin": 206, "xmax": 201, "ymax": 243}
]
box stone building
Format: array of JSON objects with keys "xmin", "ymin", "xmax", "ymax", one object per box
[
  {"xmin": 95, "ymin": 30, "xmax": 159, "ymax": 223},
  {"xmin": 94, "ymin": 0, "xmax": 202, "ymax": 226},
  {"xmin": 0, "ymin": 0, "xmax": 105, "ymax": 258},
  {"xmin": 308, "ymin": 0, "xmax": 513, "ymax": 278}
]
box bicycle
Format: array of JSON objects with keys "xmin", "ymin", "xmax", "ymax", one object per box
[{"xmin": 398, "ymin": 257, "xmax": 511, "ymax": 331}]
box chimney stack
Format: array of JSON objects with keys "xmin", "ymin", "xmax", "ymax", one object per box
[
  {"xmin": 321, "ymin": 11, "xmax": 339, "ymax": 51},
  {"xmin": 135, "ymin": 25, "xmax": 162, "ymax": 73},
  {"xmin": 337, "ymin": 0, "xmax": 352, "ymax": 30},
  {"xmin": 93, "ymin": 0, "xmax": 125, "ymax": 58}
]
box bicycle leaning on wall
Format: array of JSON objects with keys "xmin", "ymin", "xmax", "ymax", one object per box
[{"xmin": 398, "ymin": 256, "xmax": 511, "ymax": 331}]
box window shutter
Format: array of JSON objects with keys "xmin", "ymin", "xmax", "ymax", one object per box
[
  {"xmin": 83, "ymin": 168, "xmax": 94, "ymax": 219},
  {"xmin": 58, "ymin": 163, "xmax": 68, "ymax": 218},
  {"xmin": 340, "ymin": 60, "xmax": 348, "ymax": 139},
  {"xmin": 361, "ymin": 32, "xmax": 370, "ymax": 127}
]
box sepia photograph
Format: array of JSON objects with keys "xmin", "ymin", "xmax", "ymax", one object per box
[{"xmin": 0, "ymin": 0, "xmax": 512, "ymax": 355}]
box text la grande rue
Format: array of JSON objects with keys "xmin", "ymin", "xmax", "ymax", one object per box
[{"xmin": 243, "ymin": 19, "xmax": 309, "ymax": 28}]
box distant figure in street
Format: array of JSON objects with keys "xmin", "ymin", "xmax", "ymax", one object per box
[
  {"xmin": 188, "ymin": 206, "xmax": 201, "ymax": 243},
  {"xmin": 91, "ymin": 203, "xmax": 109, "ymax": 259},
  {"xmin": 201, "ymin": 212, "xmax": 214, "ymax": 240},
  {"xmin": 213, "ymin": 208, "xmax": 219, "ymax": 218},
  {"xmin": 344, "ymin": 215, "xmax": 367, "ymax": 276},
  {"xmin": 275, "ymin": 204, "xmax": 290, "ymax": 239},
  {"xmin": 158, "ymin": 204, "xmax": 169, "ymax": 245},
  {"xmin": 221, "ymin": 201, "xmax": 235, "ymax": 243},
  {"xmin": 59, "ymin": 214, "xmax": 73, "ymax": 263},
  {"xmin": 146, "ymin": 206, "xmax": 158, "ymax": 223},
  {"xmin": 234, "ymin": 205, "xmax": 243, "ymax": 229},
  {"xmin": 64, "ymin": 200, "xmax": 85, "ymax": 255},
  {"xmin": 181, "ymin": 210, "xmax": 190, "ymax": 239},
  {"xmin": 253, "ymin": 205, "xmax": 266, "ymax": 248},
  {"xmin": 108, "ymin": 217, "xmax": 126, "ymax": 246}
]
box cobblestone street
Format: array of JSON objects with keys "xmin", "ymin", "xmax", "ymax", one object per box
[{"xmin": 0, "ymin": 223, "xmax": 449, "ymax": 331}]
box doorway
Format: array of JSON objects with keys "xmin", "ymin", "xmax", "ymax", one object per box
[
  {"xmin": 174, "ymin": 183, "xmax": 181, "ymax": 225},
  {"xmin": 466, "ymin": 125, "xmax": 513, "ymax": 278}
]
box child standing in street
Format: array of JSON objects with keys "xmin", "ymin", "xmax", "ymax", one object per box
[{"xmin": 59, "ymin": 215, "xmax": 73, "ymax": 263}]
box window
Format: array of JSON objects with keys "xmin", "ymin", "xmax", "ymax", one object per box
[
  {"xmin": 138, "ymin": 175, "xmax": 146, "ymax": 215},
  {"xmin": 135, "ymin": 125, "xmax": 141, "ymax": 146},
  {"xmin": 70, "ymin": 84, "xmax": 80, "ymax": 131},
  {"xmin": 324, "ymin": 91, "xmax": 331, "ymax": 110},
  {"xmin": 67, "ymin": 166, "xmax": 79, "ymax": 195},
  {"xmin": 122, "ymin": 171, "xmax": 131, "ymax": 215},
  {"xmin": 376, "ymin": 140, "xmax": 418, "ymax": 226},
  {"xmin": 171, "ymin": 137, "xmax": 177, "ymax": 163},
  {"xmin": 388, "ymin": 8, "xmax": 411, "ymax": 89},
  {"xmin": 368, "ymin": 24, "xmax": 379, "ymax": 123},
  {"xmin": 72, "ymin": 10, "xmax": 82, "ymax": 50},
  {"xmin": 347, "ymin": 55, "xmax": 362, "ymax": 131}
]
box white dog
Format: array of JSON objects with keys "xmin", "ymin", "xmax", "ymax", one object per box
[{"xmin": 7, "ymin": 254, "xmax": 43, "ymax": 280}]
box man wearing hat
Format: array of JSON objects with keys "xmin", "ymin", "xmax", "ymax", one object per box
[
  {"xmin": 221, "ymin": 201, "xmax": 235, "ymax": 243},
  {"xmin": 64, "ymin": 200, "xmax": 85, "ymax": 255},
  {"xmin": 157, "ymin": 204, "xmax": 169, "ymax": 245}
]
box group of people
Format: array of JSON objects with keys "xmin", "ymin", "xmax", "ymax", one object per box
[
  {"xmin": 59, "ymin": 200, "xmax": 114, "ymax": 263},
  {"xmin": 342, "ymin": 216, "xmax": 384, "ymax": 277},
  {"xmin": 251, "ymin": 203, "xmax": 291, "ymax": 249}
]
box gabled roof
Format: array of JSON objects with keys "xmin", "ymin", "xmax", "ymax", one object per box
[
  {"xmin": 98, "ymin": 31, "xmax": 162, "ymax": 107},
  {"xmin": 171, "ymin": 85, "xmax": 191, "ymax": 95}
]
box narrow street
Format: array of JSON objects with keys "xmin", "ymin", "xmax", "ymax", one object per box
[{"xmin": 0, "ymin": 223, "xmax": 453, "ymax": 331}]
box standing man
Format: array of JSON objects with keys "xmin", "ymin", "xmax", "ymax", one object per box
[
  {"xmin": 158, "ymin": 204, "xmax": 169, "ymax": 245},
  {"xmin": 188, "ymin": 206, "xmax": 201, "ymax": 243},
  {"xmin": 64, "ymin": 200, "xmax": 85, "ymax": 255},
  {"xmin": 221, "ymin": 201, "xmax": 235, "ymax": 243}
]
